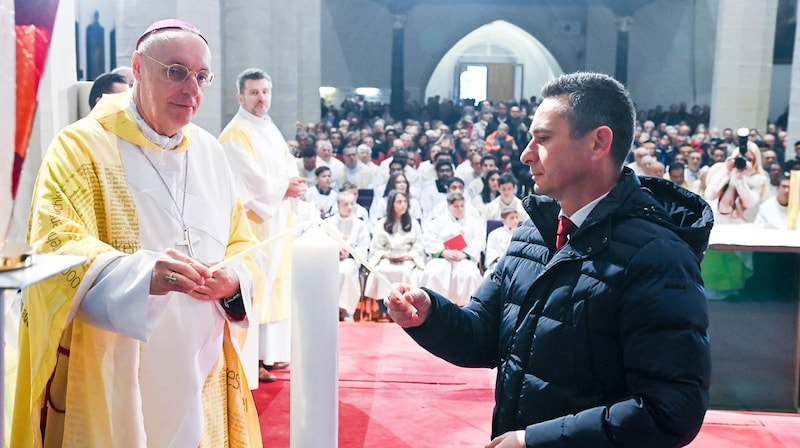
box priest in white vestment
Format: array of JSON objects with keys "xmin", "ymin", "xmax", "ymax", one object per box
[
  {"xmin": 13, "ymin": 20, "xmax": 262, "ymax": 447},
  {"xmin": 219, "ymin": 68, "xmax": 307, "ymax": 384},
  {"xmin": 315, "ymin": 139, "xmax": 346, "ymax": 191},
  {"xmin": 342, "ymin": 144, "xmax": 373, "ymax": 189}
]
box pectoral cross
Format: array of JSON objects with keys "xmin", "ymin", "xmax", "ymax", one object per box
[{"xmin": 177, "ymin": 226, "xmax": 200, "ymax": 258}]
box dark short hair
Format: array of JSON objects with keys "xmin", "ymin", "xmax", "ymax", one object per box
[
  {"xmin": 89, "ymin": 72, "xmax": 128, "ymax": 109},
  {"xmin": 668, "ymin": 162, "xmax": 685, "ymax": 174},
  {"xmin": 433, "ymin": 150, "xmax": 453, "ymax": 162},
  {"xmin": 314, "ymin": 166, "xmax": 331, "ymax": 176},
  {"xmin": 300, "ymin": 146, "xmax": 316, "ymax": 158},
  {"xmin": 446, "ymin": 177, "xmax": 465, "ymax": 188},
  {"xmin": 435, "ymin": 159, "xmax": 453, "ymax": 172},
  {"xmin": 392, "ymin": 149, "xmax": 408, "ymax": 164},
  {"xmin": 236, "ymin": 68, "xmax": 271, "ymax": 94},
  {"xmin": 540, "ymin": 72, "xmax": 635, "ymax": 168},
  {"xmin": 498, "ymin": 173, "xmax": 518, "ymax": 186}
]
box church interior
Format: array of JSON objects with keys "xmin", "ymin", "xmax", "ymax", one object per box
[{"xmin": 2, "ymin": 0, "xmax": 800, "ymax": 446}]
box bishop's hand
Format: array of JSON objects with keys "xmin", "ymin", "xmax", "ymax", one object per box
[
  {"xmin": 189, "ymin": 264, "xmax": 240, "ymax": 302},
  {"xmin": 151, "ymin": 248, "xmax": 211, "ymax": 296}
]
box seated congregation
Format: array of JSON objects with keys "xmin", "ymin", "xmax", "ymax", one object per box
[{"xmin": 304, "ymin": 96, "xmax": 797, "ymax": 321}]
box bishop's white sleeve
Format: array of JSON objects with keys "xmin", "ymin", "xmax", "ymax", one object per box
[{"xmin": 77, "ymin": 251, "xmax": 169, "ymax": 342}]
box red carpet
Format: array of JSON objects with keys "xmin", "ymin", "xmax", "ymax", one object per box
[{"xmin": 253, "ymin": 322, "xmax": 800, "ymax": 447}]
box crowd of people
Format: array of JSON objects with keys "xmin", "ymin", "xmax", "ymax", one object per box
[
  {"xmin": 293, "ymin": 87, "xmax": 798, "ymax": 319},
  {"xmin": 293, "ymin": 106, "xmax": 533, "ymax": 322}
]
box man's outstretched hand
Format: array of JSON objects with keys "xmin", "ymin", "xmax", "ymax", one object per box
[{"xmin": 384, "ymin": 284, "xmax": 432, "ymax": 328}]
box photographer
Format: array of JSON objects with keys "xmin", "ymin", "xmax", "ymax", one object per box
[
  {"xmin": 702, "ymin": 136, "xmax": 768, "ymax": 301},
  {"xmin": 704, "ymin": 138, "xmax": 767, "ymax": 223}
]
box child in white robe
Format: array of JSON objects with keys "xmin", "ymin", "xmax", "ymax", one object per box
[
  {"xmin": 306, "ymin": 165, "xmax": 338, "ymax": 218},
  {"xmin": 325, "ymin": 191, "xmax": 371, "ymax": 319},
  {"xmin": 420, "ymin": 192, "xmax": 485, "ymax": 306},
  {"xmin": 484, "ymin": 208, "xmax": 520, "ymax": 278}
]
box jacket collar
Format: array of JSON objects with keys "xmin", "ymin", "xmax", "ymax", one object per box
[{"xmin": 522, "ymin": 167, "xmax": 713, "ymax": 261}]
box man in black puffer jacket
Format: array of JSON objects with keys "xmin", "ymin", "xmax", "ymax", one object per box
[{"xmin": 385, "ymin": 72, "xmax": 713, "ymax": 448}]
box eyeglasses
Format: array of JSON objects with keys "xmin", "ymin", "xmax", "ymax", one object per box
[{"xmin": 139, "ymin": 52, "xmax": 215, "ymax": 88}]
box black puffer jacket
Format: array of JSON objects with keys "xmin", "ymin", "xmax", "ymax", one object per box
[{"xmin": 406, "ymin": 168, "xmax": 713, "ymax": 447}]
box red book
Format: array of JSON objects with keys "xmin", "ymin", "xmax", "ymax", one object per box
[{"xmin": 443, "ymin": 234, "xmax": 467, "ymax": 251}]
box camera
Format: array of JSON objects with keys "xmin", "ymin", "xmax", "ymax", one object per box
[{"xmin": 735, "ymin": 127, "xmax": 749, "ymax": 170}]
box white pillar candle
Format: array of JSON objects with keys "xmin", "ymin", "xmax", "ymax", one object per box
[{"xmin": 291, "ymin": 225, "xmax": 339, "ymax": 448}]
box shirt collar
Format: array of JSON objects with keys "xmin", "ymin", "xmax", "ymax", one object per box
[
  {"xmin": 238, "ymin": 106, "xmax": 272, "ymax": 123},
  {"xmin": 560, "ymin": 191, "xmax": 610, "ymax": 228}
]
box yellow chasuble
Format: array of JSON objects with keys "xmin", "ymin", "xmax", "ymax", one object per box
[{"xmin": 11, "ymin": 93, "xmax": 262, "ymax": 447}]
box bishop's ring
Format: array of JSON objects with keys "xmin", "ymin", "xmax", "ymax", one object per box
[{"xmin": 165, "ymin": 272, "xmax": 178, "ymax": 283}]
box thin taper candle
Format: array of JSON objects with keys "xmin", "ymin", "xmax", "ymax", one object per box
[
  {"xmin": 208, "ymin": 221, "xmax": 311, "ymax": 272},
  {"xmin": 314, "ymin": 216, "xmax": 418, "ymax": 316},
  {"xmin": 209, "ymin": 217, "xmax": 417, "ymax": 316}
]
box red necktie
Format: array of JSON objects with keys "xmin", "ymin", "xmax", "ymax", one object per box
[{"xmin": 556, "ymin": 216, "xmax": 577, "ymax": 250}]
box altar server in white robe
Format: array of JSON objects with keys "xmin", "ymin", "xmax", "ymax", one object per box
[
  {"xmin": 340, "ymin": 182, "xmax": 370, "ymax": 221},
  {"xmin": 326, "ymin": 191, "xmax": 371, "ymax": 317},
  {"xmin": 485, "ymin": 173, "xmax": 527, "ymax": 221},
  {"xmin": 484, "ymin": 207, "xmax": 520, "ymax": 278},
  {"xmin": 420, "ymin": 191, "xmax": 485, "ymax": 306},
  {"xmin": 755, "ymin": 175, "xmax": 793, "ymax": 229},
  {"xmin": 364, "ymin": 190, "xmax": 426, "ymax": 305},
  {"xmin": 306, "ymin": 166, "xmax": 339, "ymax": 218},
  {"xmin": 424, "ymin": 177, "xmax": 483, "ymax": 227},
  {"xmin": 369, "ymin": 172, "xmax": 423, "ymax": 225},
  {"xmin": 219, "ymin": 67, "xmax": 307, "ymax": 384}
]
